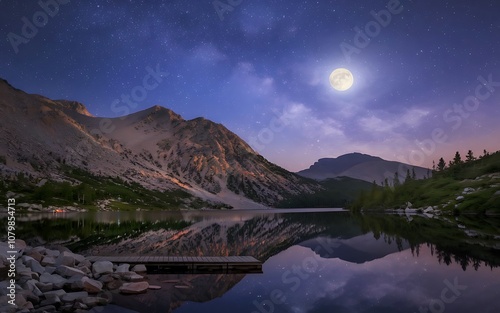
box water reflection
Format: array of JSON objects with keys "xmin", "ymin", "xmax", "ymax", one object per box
[{"xmin": 4, "ymin": 210, "xmax": 500, "ymax": 312}]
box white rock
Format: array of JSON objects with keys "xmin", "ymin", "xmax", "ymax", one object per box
[
  {"xmin": 92, "ymin": 261, "xmax": 114, "ymax": 275},
  {"xmin": 456, "ymin": 196, "xmax": 465, "ymax": 201},
  {"xmin": 115, "ymin": 264, "xmax": 130, "ymax": 273},
  {"xmin": 119, "ymin": 282, "xmax": 149, "ymax": 294},
  {"xmin": 131, "ymin": 264, "xmax": 147, "ymax": 273},
  {"xmin": 121, "ymin": 272, "xmax": 144, "ymax": 282},
  {"xmin": 462, "ymin": 187, "xmax": 475, "ymax": 194}
]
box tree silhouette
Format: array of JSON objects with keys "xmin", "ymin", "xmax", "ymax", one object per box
[
  {"xmin": 466, "ymin": 150, "xmax": 476, "ymax": 162},
  {"xmin": 393, "ymin": 172, "xmax": 400, "ymax": 187},
  {"xmin": 453, "ymin": 151, "xmax": 463, "ymax": 165},
  {"xmin": 437, "ymin": 158, "xmax": 446, "ymax": 171}
]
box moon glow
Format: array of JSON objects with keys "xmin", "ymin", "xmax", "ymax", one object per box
[{"xmin": 329, "ymin": 68, "xmax": 354, "ymax": 91}]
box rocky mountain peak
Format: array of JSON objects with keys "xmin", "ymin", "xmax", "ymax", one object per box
[{"xmin": 54, "ymin": 100, "xmax": 93, "ymax": 117}]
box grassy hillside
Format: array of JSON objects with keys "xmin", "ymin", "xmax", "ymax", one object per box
[
  {"xmin": 277, "ymin": 176, "xmax": 372, "ymax": 208},
  {"xmin": 0, "ymin": 167, "xmax": 223, "ymax": 211},
  {"xmin": 350, "ymin": 151, "xmax": 500, "ymax": 215}
]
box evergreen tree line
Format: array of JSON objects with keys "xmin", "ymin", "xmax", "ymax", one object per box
[{"xmin": 351, "ymin": 149, "xmax": 499, "ymax": 210}]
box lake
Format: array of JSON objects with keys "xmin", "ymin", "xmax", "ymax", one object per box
[{"xmin": 8, "ymin": 209, "xmax": 500, "ymax": 312}]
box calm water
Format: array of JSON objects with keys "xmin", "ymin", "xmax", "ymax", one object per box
[{"xmin": 6, "ymin": 209, "xmax": 500, "ymax": 313}]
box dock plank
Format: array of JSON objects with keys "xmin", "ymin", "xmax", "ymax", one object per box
[{"xmin": 85, "ymin": 255, "xmax": 262, "ymax": 274}]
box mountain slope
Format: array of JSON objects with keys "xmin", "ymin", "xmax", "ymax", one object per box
[
  {"xmin": 0, "ymin": 78, "xmax": 319, "ymax": 208},
  {"xmin": 298, "ymin": 152, "xmax": 430, "ymax": 184}
]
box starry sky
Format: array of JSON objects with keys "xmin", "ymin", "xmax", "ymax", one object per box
[{"xmin": 1, "ymin": 0, "xmax": 499, "ymax": 171}]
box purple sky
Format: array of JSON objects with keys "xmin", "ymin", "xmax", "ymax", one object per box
[{"xmin": 1, "ymin": 0, "xmax": 499, "ymax": 171}]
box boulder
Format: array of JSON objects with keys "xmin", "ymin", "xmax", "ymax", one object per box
[
  {"xmin": 40, "ymin": 273, "xmax": 67, "ymax": 289},
  {"xmin": 44, "ymin": 249, "xmax": 60, "ymax": 258},
  {"xmin": 56, "ymin": 265, "xmax": 85, "ymax": 277},
  {"xmin": 82, "ymin": 277, "xmax": 103, "ymax": 293},
  {"xmin": 78, "ymin": 259, "xmax": 92, "ymax": 269},
  {"xmin": 56, "ymin": 252, "xmax": 76, "ymax": 267},
  {"xmin": 456, "ymin": 196, "xmax": 465, "ymax": 201},
  {"xmin": 65, "ymin": 275, "xmax": 85, "ymax": 291},
  {"xmin": 92, "ymin": 261, "xmax": 113, "ymax": 275},
  {"xmin": 40, "ymin": 293, "xmax": 61, "ymax": 306},
  {"xmin": 27, "ymin": 250, "xmax": 44, "ymax": 263},
  {"xmin": 462, "ymin": 187, "xmax": 475, "ymax": 194},
  {"xmin": 97, "ymin": 274, "xmax": 114, "ymax": 284},
  {"xmin": 19, "ymin": 289, "xmax": 40, "ymax": 305},
  {"xmin": 121, "ymin": 272, "xmax": 144, "ymax": 282},
  {"xmin": 115, "ymin": 264, "xmax": 130, "ymax": 273},
  {"xmin": 32, "ymin": 247, "xmax": 47, "ymax": 255},
  {"xmin": 119, "ymin": 282, "xmax": 149, "ymax": 294},
  {"xmin": 26, "ymin": 259, "xmax": 45, "ymax": 275},
  {"xmin": 131, "ymin": 264, "xmax": 147, "ymax": 273},
  {"xmin": 77, "ymin": 265, "xmax": 91, "ymax": 275},
  {"xmin": 41, "ymin": 256, "xmax": 56, "ymax": 267},
  {"xmin": 148, "ymin": 285, "xmax": 162, "ymax": 290},
  {"xmin": 43, "ymin": 289, "xmax": 66, "ymax": 298},
  {"xmin": 35, "ymin": 281, "xmax": 53, "ymax": 292},
  {"xmin": 424, "ymin": 206, "xmax": 434, "ymax": 213}
]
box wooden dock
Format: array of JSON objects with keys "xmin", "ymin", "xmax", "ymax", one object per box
[{"xmin": 87, "ymin": 256, "xmax": 263, "ymax": 274}]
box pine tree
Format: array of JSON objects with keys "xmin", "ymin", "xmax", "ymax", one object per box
[
  {"xmin": 412, "ymin": 168, "xmax": 417, "ymax": 180},
  {"xmin": 405, "ymin": 169, "xmax": 412, "ymax": 183},
  {"xmin": 453, "ymin": 151, "xmax": 463, "ymax": 165},
  {"xmin": 437, "ymin": 158, "xmax": 446, "ymax": 171},
  {"xmin": 393, "ymin": 172, "xmax": 400, "ymax": 187},
  {"xmin": 466, "ymin": 150, "xmax": 476, "ymax": 162}
]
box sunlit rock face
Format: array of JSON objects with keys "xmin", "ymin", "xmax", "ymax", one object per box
[{"xmin": 0, "ymin": 79, "xmax": 319, "ymax": 207}]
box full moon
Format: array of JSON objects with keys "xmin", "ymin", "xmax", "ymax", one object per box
[{"xmin": 329, "ymin": 68, "xmax": 354, "ymax": 91}]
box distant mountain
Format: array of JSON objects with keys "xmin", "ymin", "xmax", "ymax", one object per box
[
  {"xmin": 299, "ymin": 234, "xmax": 409, "ymax": 264},
  {"xmin": 298, "ymin": 152, "xmax": 430, "ymax": 184},
  {"xmin": 0, "ymin": 78, "xmax": 319, "ymax": 208}
]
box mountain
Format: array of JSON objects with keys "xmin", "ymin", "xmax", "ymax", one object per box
[
  {"xmin": 298, "ymin": 152, "xmax": 430, "ymax": 184},
  {"xmin": 0, "ymin": 78, "xmax": 319, "ymax": 208}
]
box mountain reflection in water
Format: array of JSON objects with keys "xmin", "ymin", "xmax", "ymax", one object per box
[{"xmin": 7, "ymin": 209, "xmax": 500, "ymax": 313}]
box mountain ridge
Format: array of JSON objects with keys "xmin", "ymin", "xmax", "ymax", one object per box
[
  {"xmin": 0, "ymin": 78, "xmax": 319, "ymax": 209},
  {"xmin": 298, "ymin": 152, "xmax": 430, "ymax": 184}
]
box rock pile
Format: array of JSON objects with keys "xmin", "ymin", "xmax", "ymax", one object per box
[{"xmin": 0, "ymin": 240, "xmax": 158, "ymax": 313}]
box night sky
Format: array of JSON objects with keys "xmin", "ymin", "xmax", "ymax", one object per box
[{"xmin": 1, "ymin": 0, "xmax": 499, "ymax": 171}]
